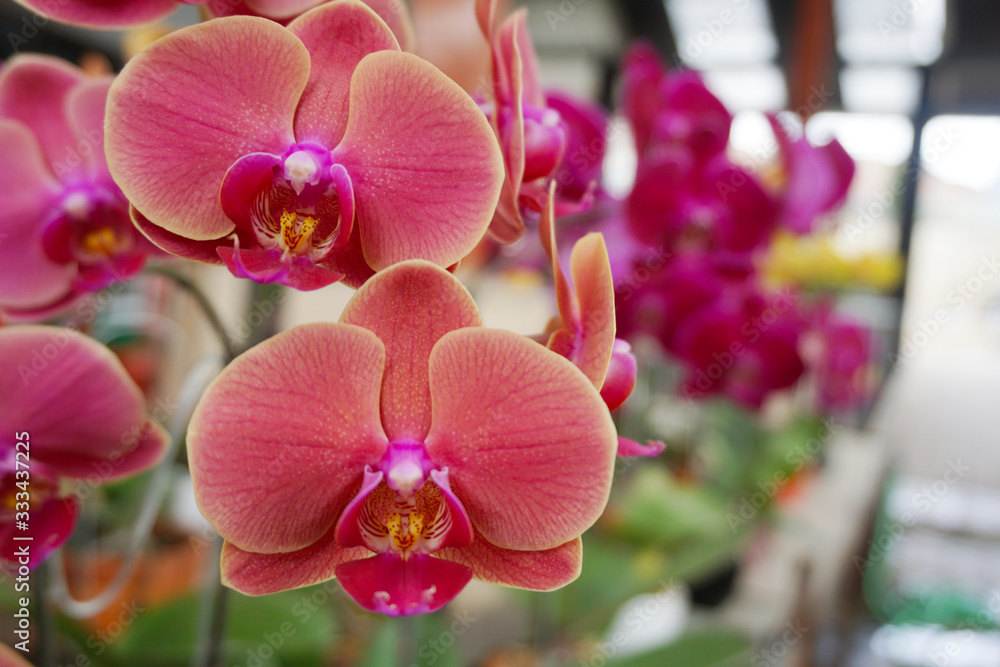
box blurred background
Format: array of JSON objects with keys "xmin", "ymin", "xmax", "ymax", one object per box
[{"xmin": 2, "ymin": 0, "xmax": 1000, "ymax": 665}]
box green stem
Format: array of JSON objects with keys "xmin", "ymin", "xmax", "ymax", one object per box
[
  {"xmin": 145, "ymin": 265, "xmax": 239, "ymax": 362},
  {"xmin": 35, "ymin": 562, "xmax": 55, "ymax": 667},
  {"xmin": 192, "ymin": 536, "xmax": 229, "ymax": 667}
]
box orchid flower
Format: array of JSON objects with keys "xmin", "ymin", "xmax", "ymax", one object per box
[
  {"xmin": 620, "ymin": 43, "xmax": 731, "ymax": 163},
  {"xmin": 475, "ymin": 0, "xmax": 602, "ymax": 243},
  {"xmin": 801, "ymin": 304, "xmax": 874, "ymax": 412},
  {"xmin": 537, "ymin": 188, "xmax": 664, "ymax": 457},
  {"xmin": 626, "ymin": 149, "xmax": 777, "ymax": 261},
  {"xmin": 106, "ymin": 3, "xmax": 503, "ymax": 290},
  {"xmin": 673, "ymin": 283, "xmax": 806, "ymax": 409},
  {"xmin": 12, "ymin": 0, "xmax": 412, "ymax": 44},
  {"xmin": 766, "ymin": 114, "xmax": 855, "ymax": 235},
  {"xmin": 188, "ymin": 260, "xmax": 618, "ymax": 615},
  {"xmin": 0, "ymin": 56, "xmax": 158, "ymax": 321},
  {"xmin": 0, "ymin": 326, "xmax": 168, "ymax": 569}
]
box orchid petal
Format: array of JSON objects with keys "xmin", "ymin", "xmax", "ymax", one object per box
[
  {"xmin": 487, "ymin": 18, "xmax": 526, "ymax": 245},
  {"xmin": 10, "ymin": 0, "xmax": 178, "ymax": 28},
  {"xmin": 106, "ymin": 17, "xmax": 309, "ymax": 240},
  {"xmin": 333, "ymin": 466, "xmax": 384, "ymax": 548},
  {"xmin": 357, "ymin": 0, "xmax": 415, "ymax": 51},
  {"xmin": 335, "ymin": 552, "xmax": 472, "ymax": 616},
  {"xmin": 539, "ymin": 193, "xmax": 615, "ymax": 390},
  {"xmin": 131, "ymin": 205, "xmax": 226, "ymax": 266},
  {"xmin": 289, "ymin": 1, "xmax": 400, "ymax": 149},
  {"xmin": 425, "ymin": 328, "xmax": 617, "ymax": 551},
  {"xmin": 0, "ymin": 327, "xmax": 167, "ymax": 480},
  {"xmin": 244, "ymin": 0, "xmax": 319, "ymax": 19},
  {"xmin": 335, "ymin": 51, "xmax": 503, "ymax": 270},
  {"xmin": 0, "ymin": 55, "xmax": 83, "ymax": 179},
  {"xmin": 1, "ymin": 496, "xmax": 77, "ymax": 569},
  {"xmin": 498, "ymin": 10, "xmax": 543, "ymax": 108},
  {"xmin": 221, "ymin": 533, "xmax": 369, "ymax": 596},
  {"xmin": 436, "ymin": 534, "xmax": 581, "ymax": 591},
  {"xmin": 0, "ymin": 121, "xmax": 70, "ymax": 311},
  {"xmin": 600, "ymin": 339, "xmax": 637, "ymax": 411},
  {"xmin": 188, "ymin": 323, "xmax": 388, "ymax": 553},
  {"xmin": 564, "ymin": 232, "xmax": 616, "ymax": 388},
  {"xmin": 429, "ymin": 468, "xmax": 473, "ymax": 550},
  {"xmin": 341, "ymin": 260, "xmax": 481, "ymax": 442},
  {"xmin": 65, "ymin": 76, "xmax": 114, "ymax": 185},
  {"xmin": 617, "ymin": 437, "xmax": 666, "ymax": 458}
]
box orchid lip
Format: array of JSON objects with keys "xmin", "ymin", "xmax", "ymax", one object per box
[
  {"xmin": 221, "ymin": 144, "xmax": 356, "ymax": 270},
  {"xmin": 379, "ymin": 440, "xmax": 435, "ymax": 498},
  {"xmin": 335, "ymin": 449, "xmax": 472, "ymax": 560}
]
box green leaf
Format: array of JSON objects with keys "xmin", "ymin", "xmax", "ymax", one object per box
[
  {"xmin": 112, "ymin": 586, "xmax": 338, "ymax": 666},
  {"xmin": 360, "ymin": 619, "xmax": 401, "ymax": 667},
  {"xmin": 613, "ymin": 467, "xmax": 732, "ymax": 546},
  {"xmin": 608, "ymin": 629, "xmax": 750, "ymax": 667}
]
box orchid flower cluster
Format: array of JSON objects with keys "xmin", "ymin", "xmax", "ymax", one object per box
[
  {"xmin": 0, "ymin": 0, "xmax": 877, "ymax": 640},
  {"xmin": 0, "ymin": 0, "xmax": 654, "ymax": 620},
  {"xmin": 602, "ymin": 43, "xmax": 876, "ymax": 413}
]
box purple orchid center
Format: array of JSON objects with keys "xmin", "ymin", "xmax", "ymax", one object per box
[
  {"xmin": 227, "ymin": 144, "xmax": 353, "ymax": 261},
  {"xmin": 218, "ymin": 143, "xmax": 355, "ymax": 288},
  {"xmin": 338, "ymin": 441, "xmax": 472, "ymax": 561},
  {"xmin": 332, "ymin": 442, "xmax": 474, "ymax": 615},
  {"xmin": 40, "ymin": 185, "xmax": 137, "ymax": 291}
]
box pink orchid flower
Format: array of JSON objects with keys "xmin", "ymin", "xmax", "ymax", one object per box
[
  {"xmin": 0, "ymin": 56, "xmax": 158, "ymax": 321},
  {"xmin": 12, "ymin": 0, "xmax": 412, "ymax": 43},
  {"xmin": 537, "ymin": 190, "xmax": 663, "ymax": 458},
  {"xmin": 475, "ymin": 0, "xmax": 601, "ymax": 243},
  {"xmin": 626, "ymin": 148, "xmax": 777, "ymax": 261},
  {"xmin": 766, "ymin": 114, "xmax": 855, "ymax": 235},
  {"xmin": 673, "ymin": 283, "xmax": 806, "ymax": 409},
  {"xmin": 620, "ymin": 43, "xmax": 731, "ymax": 163},
  {"xmin": 105, "ymin": 3, "xmax": 503, "ymax": 290},
  {"xmin": 188, "ymin": 260, "xmax": 618, "ymax": 615},
  {"xmin": 0, "ymin": 326, "xmax": 168, "ymax": 569},
  {"xmin": 801, "ymin": 304, "xmax": 874, "ymax": 412}
]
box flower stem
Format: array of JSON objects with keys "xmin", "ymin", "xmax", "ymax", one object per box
[
  {"xmin": 145, "ymin": 265, "xmax": 239, "ymax": 362},
  {"xmin": 35, "ymin": 562, "xmax": 56, "ymax": 667},
  {"xmin": 49, "ymin": 356, "xmax": 222, "ymax": 618},
  {"xmin": 192, "ymin": 535, "xmax": 229, "ymax": 667}
]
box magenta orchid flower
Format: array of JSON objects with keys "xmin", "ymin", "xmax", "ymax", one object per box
[
  {"xmin": 673, "ymin": 283, "xmax": 806, "ymax": 409},
  {"xmin": 12, "ymin": 0, "xmax": 412, "ymax": 43},
  {"xmin": 475, "ymin": 0, "xmax": 601, "ymax": 243},
  {"xmin": 0, "ymin": 56, "xmax": 158, "ymax": 321},
  {"xmin": 0, "ymin": 326, "xmax": 167, "ymax": 569},
  {"xmin": 801, "ymin": 304, "xmax": 874, "ymax": 412},
  {"xmin": 106, "ymin": 3, "xmax": 503, "ymax": 290},
  {"xmin": 626, "ymin": 149, "xmax": 777, "ymax": 261},
  {"xmin": 188, "ymin": 260, "xmax": 618, "ymax": 615},
  {"xmin": 620, "ymin": 43, "xmax": 731, "ymax": 163},
  {"xmin": 766, "ymin": 114, "xmax": 855, "ymax": 235},
  {"xmin": 537, "ymin": 191, "xmax": 663, "ymax": 458}
]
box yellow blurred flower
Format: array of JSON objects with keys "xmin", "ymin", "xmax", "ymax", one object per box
[{"xmin": 763, "ymin": 231, "xmax": 903, "ymax": 291}]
